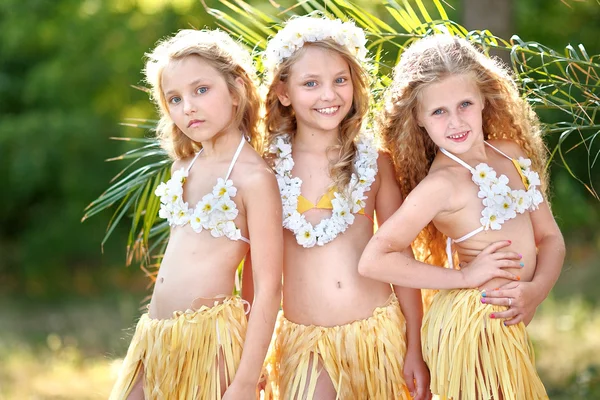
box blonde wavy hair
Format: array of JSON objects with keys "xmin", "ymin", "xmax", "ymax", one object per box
[
  {"xmin": 144, "ymin": 29, "xmax": 262, "ymax": 160},
  {"xmin": 381, "ymin": 34, "xmax": 548, "ymax": 267},
  {"xmin": 264, "ymin": 39, "xmax": 370, "ymax": 193}
]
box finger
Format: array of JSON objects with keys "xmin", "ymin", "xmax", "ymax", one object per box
[
  {"xmin": 490, "ymin": 307, "xmax": 519, "ymax": 320},
  {"xmin": 480, "ymin": 296, "xmax": 514, "ymax": 307},
  {"xmin": 480, "ymin": 240, "xmax": 512, "ymax": 255},
  {"xmin": 503, "ymin": 314, "xmax": 524, "ymax": 326},
  {"xmin": 495, "ymin": 270, "xmax": 520, "ymax": 281},
  {"xmin": 498, "ymin": 260, "xmax": 524, "ymax": 269},
  {"xmin": 491, "ymin": 251, "xmax": 522, "ymax": 261},
  {"xmin": 498, "ymin": 281, "xmax": 520, "ymax": 290},
  {"xmin": 482, "ymin": 288, "xmax": 515, "ymax": 299},
  {"xmin": 404, "ymin": 372, "xmax": 416, "ymax": 395}
]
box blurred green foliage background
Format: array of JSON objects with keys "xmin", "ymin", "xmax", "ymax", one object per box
[{"xmin": 0, "ymin": 0, "xmax": 599, "ymax": 398}]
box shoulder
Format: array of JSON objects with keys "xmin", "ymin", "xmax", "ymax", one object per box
[
  {"xmin": 171, "ymin": 156, "xmax": 191, "ymax": 173},
  {"xmin": 236, "ymin": 148, "xmax": 279, "ymax": 192},
  {"xmin": 376, "ymin": 151, "xmax": 395, "ymax": 175},
  {"xmin": 487, "ymin": 139, "xmax": 527, "ymax": 158}
]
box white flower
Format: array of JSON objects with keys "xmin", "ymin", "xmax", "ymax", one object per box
[
  {"xmin": 172, "ymin": 201, "xmax": 191, "ymax": 225},
  {"xmin": 528, "ymin": 189, "xmax": 544, "ymax": 209},
  {"xmin": 472, "ymin": 164, "xmax": 496, "ymax": 185},
  {"xmin": 190, "ymin": 209, "xmax": 205, "ymax": 233},
  {"xmin": 490, "ymin": 175, "xmax": 510, "ymax": 195},
  {"xmin": 511, "ymin": 189, "xmax": 531, "ymax": 213},
  {"xmin": 296, "ymin": 225, "xmax": 317, "ymax": 248},
  {"xmin": 264, "ymin": 16, "xmax": 369, "ymax": 71},
  {"xmin": 213, "ymin": 178, "xmax": 237, "ymax": 198},
  {"xmin": 524, "ymin": 170, "xmax": 541, "ymax": 189},
  {"xmin": 517, "ymin": 157, "xmax": 531, "ymax": 171},
  {"xmin": 171, "ymin": 168, "xmax": 188, "ymax": 184},
  {"xmin": 197, "ymin": 193, "xmax": 217, "ymax": 215},
  {"xmin": 217, "ymin": 198, "xmax": 239, "ymax": 220},
  {"xmin": 480, "ymin": 207, "xmax": 504, "ymax": 230},
  {"xmin": 497, "ymin": 195, "xmax": 517, "ymax": 219},
  {"xmin": 155, "ymin": 182, "xmax": 169, "ymax": 198}
]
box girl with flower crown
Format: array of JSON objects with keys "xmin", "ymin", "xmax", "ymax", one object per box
[
  {"xmin": 109, "ymin": 29, "xmax": 283, "ymax": 400},
  {"xmin": 359, "ymin": 34, "xmax": 565, "ymax": 399},
  {"xmin": 256, "ymin": 15, "xmax": 430, "ymax": 400}
]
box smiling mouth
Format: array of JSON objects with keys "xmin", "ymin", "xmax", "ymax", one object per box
[
  {"xmin": 315, "ymin": 106, "xmax": 340, "ymax": 115},
  {"xmin": 447, "ymin": 131, "xmax": 469, "ymax": 140}
]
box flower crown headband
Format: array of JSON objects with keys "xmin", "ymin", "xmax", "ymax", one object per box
[{"xmin": 263, "ymin": 15, "xmax": 369, "ymax": 71}]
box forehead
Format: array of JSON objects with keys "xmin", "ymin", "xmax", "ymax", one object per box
[
  {"xmin": 288, "ymin": 45, "xmax": 350, "ymax": 77},
  {"xmin": 418, "ymin": 74, "xmax": 481, "ymax": 106},
  {"xmin": 161, "ymin": 55, "xmax": 223, "ymax": 89}
]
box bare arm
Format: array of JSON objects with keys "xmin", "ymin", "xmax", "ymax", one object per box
[
  {"xmin": 359, "ymin": 171, "xmax": 521, "ymax": 290},
  {"xmin": 230, "ymin": 167, "xmax": 283, "ymax": 389},
  {"xmin": 373, "ymin": 154, "xmax": 423, "ymax": 354}
]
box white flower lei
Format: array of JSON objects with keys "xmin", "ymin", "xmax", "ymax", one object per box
[
  {"xmin": 263, "ymin": 16, "xmax": 368, "ymax": 71},
  {"xmin": 270, "ymin": 133, "xmax": 378, "ymax": 247}
]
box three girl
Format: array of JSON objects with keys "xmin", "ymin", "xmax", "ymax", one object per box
[
  {"xmin": 359, "ymin": 34, "xmax": 565, "ymax": 399},
  {"xmin": 260, "ymin": 16, "xmax": 429, "ymax": 400},
  {"xmin": 110, "ymin": 29, "xmax": 283, "ymax": 399},
  {"xmin": 111, "ymin": 18, "xmax": 563, "ymax": 400}
]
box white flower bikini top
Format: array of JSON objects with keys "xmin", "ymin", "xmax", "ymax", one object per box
[
  {"xmin": 440, "ymin": 141, "xmax": 543, "ymax": 268},
  {"xmin": 154, "ymin": 136, "xmax": 250, "ymax": 244}
]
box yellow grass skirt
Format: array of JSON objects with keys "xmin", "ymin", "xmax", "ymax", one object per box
[
  {"xmin": 422, "ymin": 289, "xmax": 548, "ymax": 400},
  {"xmin": 109, "ymin": 296, "xmax": 248, "ymax": 400},
  {"xmin": 264, "ymin": 293, "xmax": 411, "ymax": 400}
]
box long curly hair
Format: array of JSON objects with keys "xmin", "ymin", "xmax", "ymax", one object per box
[
  {"xmin": 263, "ymin": 39, "xmax": 370, "ymax": 193},
  {"xmin": 381, "ymin": 34, "xmax": 548, "ymax": 267},
  {"xmin": 144, "ymin": 29, "xmax": 262, "ymax": 160}
]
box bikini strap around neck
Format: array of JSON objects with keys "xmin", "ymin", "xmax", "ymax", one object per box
[
  {"xmin": 185, "ymin": 135, "xmax": 246, "ymax": 176},
  {"xmin": 225, "ymin": 135, "xmax": 246, "ymax": 180},
  {"xmin": 439, "ymin": 148, "xmax": 475, "ymax": 172},
  {"xmin": 484, "ymin": 141, "xmax": 513, "ymax": 161}
]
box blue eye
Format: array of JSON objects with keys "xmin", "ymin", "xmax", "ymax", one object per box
[
  {"xmin": 304, "ymin": 81, "xmax": 317, "ymax": 88},
  {"xmin": 432, "ymin": 109, "xmax": 444, "ymax": 115},
  {"xmin": 461, "ymin": 101, "xmax": 472, "ymax": 108},
  {"xmin": 169, "ymin": 96, "xmax": 181, "ymax": 105},
  {"xmin": 335, "ymin": 77, "xmax": 347, "ymax": 84},
  {"xmin": 196, "ymin": 87, "xmax": 208, "ymax": 94}
]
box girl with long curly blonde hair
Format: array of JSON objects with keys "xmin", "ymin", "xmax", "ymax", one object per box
[
  {"xmin": 360, "ymin": 34, "xmax": 565, "ymax": 399},
  {"xmin": 110, "ymin": 29, "xmax": 283, "ymax": 400},
  {"xmin": 258, "ymin": 15, "xmax": 430, "ymax": 400}
]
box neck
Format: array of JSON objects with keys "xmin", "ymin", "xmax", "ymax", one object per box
[
  {"xmin": 200, "ymin": 126, "xmax": 243, "ymax": 159},
  {"xmin": 293, "ymin": 124, "xmax": 339, "ymax": 153}
]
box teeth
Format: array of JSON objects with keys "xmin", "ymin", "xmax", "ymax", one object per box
[
  {"xmin": 316, "ymin": 106, "xmax": 339, "ymax": 115},
  {"xmin": 448, "ymin": 132, "xmax": 467, "ymax": 139}
]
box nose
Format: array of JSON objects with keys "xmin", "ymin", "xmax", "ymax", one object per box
[
  {"xmin": 183, "ymin": 98, "xmax": 196, "ymax": 115},
  {"xmin": 320, "ymin": 83, "xmax": 335, "ymax": 102},
  {"xmin": 448, "ymin": 112, "xmax": 462, "ymax": 128}
]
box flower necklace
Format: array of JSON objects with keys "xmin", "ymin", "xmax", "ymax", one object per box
[{"xmin": 270, "ymin": 133, "xmax": 378, "ymax": 248}]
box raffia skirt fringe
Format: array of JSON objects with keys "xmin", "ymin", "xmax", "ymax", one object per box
[
  {"xmin": 263, "ymin": 293, "xmax": 411, "ymax": 400},
  {"xmin": 422, "ymin": 289, "xmax": 548, "ymax": 400},
  {"xmin": 109, "ymin": 296, "xmax": 247, "ymax": 400}
]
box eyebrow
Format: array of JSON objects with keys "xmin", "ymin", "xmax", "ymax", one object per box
[
  {"xmin": 297, "ymin": 69, "xmax": 350, "ymax": 80},
  {"xmin": 163, "ymin": 78, "xmax": 210, "ymax": 97}
]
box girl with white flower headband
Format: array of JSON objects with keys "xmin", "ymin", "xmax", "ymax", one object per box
[
  {"xmin": 255, "ymin": 15, "xmax": 430, "ymax": 400},
  {"xmin": 110, "ymin": 29, "xmax": 283, "ymax": 400},
  {"xmin": 359, "ymin": 34, "xmax": 565, "ymax": 399}
]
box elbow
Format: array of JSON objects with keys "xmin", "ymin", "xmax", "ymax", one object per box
[{"xmin": 358, "ymin": 250, "xmax": 378, "ymax": 279}]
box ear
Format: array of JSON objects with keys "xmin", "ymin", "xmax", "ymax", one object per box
[
  {"xmin": 275, "ymin": 81, "xmax": 292, "ymax": 107},
  {"xmin": 232, "ymin": 77, "xmax": 244, "ymax": 107}
]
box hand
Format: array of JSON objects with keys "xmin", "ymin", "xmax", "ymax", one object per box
[
  {"xmin": 480, "ymin": 280, "xmax": 542, "ymax": 326},
  {"xmin": 403, "ymin": 347, "xmax": 432, "ymax": 400},
  {"xmin": 459, "ymin": 240, "xmax": 522, "ymax": 289},
  {"xmin": 222, "ymin": 380, "xmax": 259, "ymax": 400}
]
